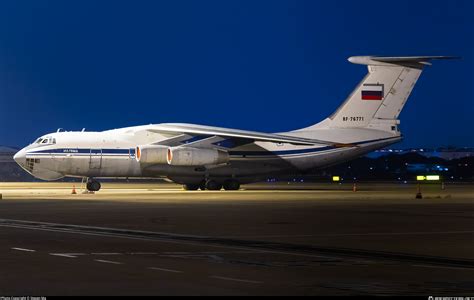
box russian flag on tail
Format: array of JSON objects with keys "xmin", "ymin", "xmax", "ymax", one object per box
[{"xmin": 361, "ymin": 83, "xmax": 384, "ymax": 100}]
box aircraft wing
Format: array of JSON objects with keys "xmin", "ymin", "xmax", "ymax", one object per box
[{"xmin": 145, "ymin": 123, "xmax": 342, "ymax": 147}]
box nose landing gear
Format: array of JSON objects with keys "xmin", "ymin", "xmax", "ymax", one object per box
[{"xmin": 86, "ymin": 179, "xmax": 101, "ymax": 192}]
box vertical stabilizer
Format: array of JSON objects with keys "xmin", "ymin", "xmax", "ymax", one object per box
[{"xmin": 304, "ymin": 56, "xmax": 458, "ymax": 133}]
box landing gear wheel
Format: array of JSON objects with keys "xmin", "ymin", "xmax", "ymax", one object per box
[
  {"xmin": 199, "ymin": 181, "xmax": 207, "ymax": 190},
  {"xmin": 223, "ymin": 180, "xmax": 240, "ymax": 191},
  {"xmin": 86, "ymin": 180, "xmax": 101, "ymax": 192},
  {"xmin": 183, "ymin": 183, "xmax": 199, "ymax": 191},
  {"xmin": 206, "ymin": 180, "xmax": 222, "ymax": 191}
]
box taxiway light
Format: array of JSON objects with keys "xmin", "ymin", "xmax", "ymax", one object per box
[{"xmin": 417, "ymin": 175, "xmax": 440, "ymax": 181}]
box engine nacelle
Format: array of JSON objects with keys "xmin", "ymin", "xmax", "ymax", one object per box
[
  {"xmin": 167, "ymin": 147, "xmax": 229, "ymax": 166},
  {"xmin": 136, "ymin": 145, "xmax": 168, "ymax": 164}
]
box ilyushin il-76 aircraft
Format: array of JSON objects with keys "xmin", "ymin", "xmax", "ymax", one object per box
[{"xmin": 14, "ymin": 56, "xmax": 455, "ymax": 191}]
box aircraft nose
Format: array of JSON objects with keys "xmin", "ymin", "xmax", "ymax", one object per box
[{"xmin": 13, "ymin": 149, "xmax": 26, "ymax": 166}]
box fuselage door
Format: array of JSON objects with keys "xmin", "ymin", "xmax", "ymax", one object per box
[{"xmin": 89, "ymin": 149, "xmax": 102, "ymax": 169}]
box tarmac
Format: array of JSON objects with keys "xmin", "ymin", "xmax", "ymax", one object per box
[{"xmin": 0, "ymin": 181, "xmax": 473, "ymax": 295}]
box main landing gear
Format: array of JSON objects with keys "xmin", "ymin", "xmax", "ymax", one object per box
[{"xmin": 183, "ymin": 179, "xmax": 240, "ymax": 191}]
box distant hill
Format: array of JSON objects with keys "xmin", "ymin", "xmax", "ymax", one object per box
[
  {"xmin": 0, "ymin": 146, "xmax": 19, "ymax": 153},
  {"xmin": 0, "ymin": 146, "xmax": 35, "ymax": 181},
  {"xmin": 0, "ymin": 145, "xmax": 17, "ymax": 163}
]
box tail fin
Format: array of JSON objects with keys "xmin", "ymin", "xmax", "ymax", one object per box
[{"xmin": 311, "ymin": 56, "xmax": 458, "ymax": 133}]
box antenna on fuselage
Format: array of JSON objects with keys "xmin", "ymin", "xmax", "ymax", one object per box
[
  {"xmin": 57, "ymin": 128, "xmax": 63, "ymax": 133},
  {"xmin": 81, "ymin": 128, "xmax": 86, "ymax": 132}
]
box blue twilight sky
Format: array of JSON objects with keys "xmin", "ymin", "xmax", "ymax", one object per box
[{"xmin": 0, "ymin": 0, "xmax": 473, "ymax": 148}]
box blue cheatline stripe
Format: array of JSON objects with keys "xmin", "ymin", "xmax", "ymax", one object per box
[
  {"xmin": 362, "ymin": 91, "xmax": 383, "ymax": 96},
  {"xmin": 230, "ymin": 146, "xmax": 333, "ymax": 156},
  {"xmin": 230, "ymin": 136, "xmax": 399, "ymax": 156},
  {"xmin": 24, "ymin": 136, "xmax": 399, "ymax": 158},
  {"xmin": 27, "ymin": 148, "xmax": 134, "ymax": 155},
  {"xmin": 353, "ymin": 136, "xmax": 399, "ymax": 145}
]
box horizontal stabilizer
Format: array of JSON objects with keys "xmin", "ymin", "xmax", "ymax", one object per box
[{"xmin": 348, "ymin": 56, "xmax": 460, "ymax": 68}]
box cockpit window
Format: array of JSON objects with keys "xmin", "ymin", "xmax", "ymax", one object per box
[{"xmin": 33, "ymin": 136, "xmax": 56, "ymax": 145}]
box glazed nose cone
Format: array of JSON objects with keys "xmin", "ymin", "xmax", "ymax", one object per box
[{"xmin": 13, "ymin": 149, "xmax": 26, "ymax": 166}]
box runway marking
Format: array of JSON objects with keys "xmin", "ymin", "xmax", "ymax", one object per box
[
  {"xmin": 200, "ymin": 251, "xmax": 259, "ymax": 254},
  {"xmin": 54, "ymin": 253, "xmax": 87, "ymax": 256},
  {"xmin": 11, "ymin": 247, "xmax": 36, "ymax": 252},
  {"xmin": 159, "ymin": 254, "xmax": 224, "ymax": 262},
  {"xmin": 220, "ymin": 231, "xmax": 474, "ymax": 238},
  {"xmin": 50, "ymin": 253, "xmax": 77, "ymax": 258},
  {"xmin": 148, "ymin": 267, "xmax": 183, "ymax": 273},
  {"xmin": 210, "ymin": 275, "xmax": 262, "ymax": 284},
  {"xmin": 95, "ymin": 259, "xmax": 123, "ymax": 265},
  {"xmin": 129, "ymin": 252, "xmax": 158, "ymax": 255},
  {"xmin": 413, "ymin": 264, "xmax": 474, "ymax": 271},
  {"xmin": 2, "ymin": 219, "xmax": 473, "ymax": 269},
  {"xmin": 0, "ymin": 218, "xmax": 207, "ymax": 238},
  {"xmin": 91, "ymin": 252, "xmax": 122, "ymax": 255},
  {"xmin": 0, "ymin": 223, "xmax": 282, "ymax": 258}
]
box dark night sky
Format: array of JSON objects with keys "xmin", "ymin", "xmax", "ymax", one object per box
[{"xmin": 0, "ymin": 0, "xmax": 473, "ymax": 148}]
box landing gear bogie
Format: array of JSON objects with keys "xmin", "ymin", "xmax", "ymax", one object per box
[
  {"xmin": 183, "ymin": 183, "xmax": 200, "ymax": 191},
  {"xmin": 182, "ymin": 179, "xmax": 240, "ymax": 191},
  {"xmin": 205, "ymin": 180, "xmax": 222, "ymax": 191},
  {"xmin": 223, "ymin": 180, "xmax": 240, "ymax": 191}
]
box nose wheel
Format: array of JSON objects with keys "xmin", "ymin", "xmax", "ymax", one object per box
[{"xmin": 86, "ymin": 179, "xmax": 101, "ymax": 192}]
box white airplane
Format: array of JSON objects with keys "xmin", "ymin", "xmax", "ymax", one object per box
[{"xmin": 14, "ymin": 56, "xmax": 456, "ymax": 191}]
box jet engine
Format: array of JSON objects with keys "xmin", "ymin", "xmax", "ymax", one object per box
[
  {"xmin": 167, "ymin": 147, "xmax": 229, "ymax": 166},
  {"xmin": 135, "ymin": 145, "xmax": 168, "ymax": 164}
]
